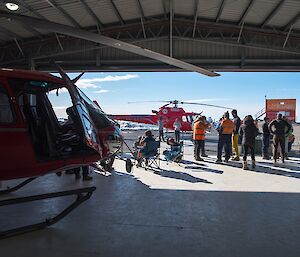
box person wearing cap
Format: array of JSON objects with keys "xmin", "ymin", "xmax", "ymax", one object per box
[
  {"xmin": 193, "ymin": 115, "xmax": 209, "ymax": 161},
  {"xmin": 231, "ymin": 109, "xmax": 241, "ymax": 161},
  {"xmin": 216, "ymin": 112, "xmax": 235, "ymax": 163},
  {"xmin": 269, "ymin": 113, "xmax": 292, "ymax": 163}
]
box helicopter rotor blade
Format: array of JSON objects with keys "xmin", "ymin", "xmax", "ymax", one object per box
[
  {"xmin": 50, "ymin": 60, "xmax": 72, "ymax": 83},
  {"xmin": 0, "ymin": 11, "xmax": 220, "ymax": 77},
  {"xmin": 128, "ymin": 101, "xmax": 172, "ymax": 104},
  {"xmin": 179, "ymin": 101, "xmax": 233, "ymax": 110},
  {"xmin": 72, "ymin": 72, "xmax": 85, "ymax": 84}
]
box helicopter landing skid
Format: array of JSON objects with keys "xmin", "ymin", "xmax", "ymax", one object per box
[
  {"xmin": 0, "ymin": 186, "xmax": 96, "ymax": 240},
  {"xmin": 0, "ymin": 177, "xmax": 37, "ymax": 195}
]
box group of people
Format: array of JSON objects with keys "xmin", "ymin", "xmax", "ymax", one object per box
[
  {"xmin": 158, "ymin": 116, "xmax": 182, "ymax": 143},
  {"xmin": 193, "ymin": 109, "xmax": 294, "ymax": 170}
]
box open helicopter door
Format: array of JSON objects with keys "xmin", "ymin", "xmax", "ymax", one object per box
[
  {"xmin": 56, "ymin": 67, "xmax": 101, "ymax": 155},
  {"xmin": 70, "ymin": 90, "xmax": 101, "ymax": 154}
]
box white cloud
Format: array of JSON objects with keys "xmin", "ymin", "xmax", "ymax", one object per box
[
  {"xmin": 93, "ymin": 89, "xmax": 109, "ymax": 94},
  {"xmin": 76, "ymin": 74, "xmax": 139, "ymax": 89}
]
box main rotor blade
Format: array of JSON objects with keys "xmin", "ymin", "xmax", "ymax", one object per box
[
  {"xmin": 180, "ymin": 101, "xmax": 233, "ymax": 110},
  {"xmin": 128, "ymin": 101, "xmax": 171, "ymax": 104},
  {"xmin": 0, "ymin": 11, "xmax": 220, "ymax": 77}
]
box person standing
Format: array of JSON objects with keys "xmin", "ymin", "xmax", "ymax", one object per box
[
  {"xmin": 231, "ymin": 109, "xmax": 241, "ymax": 161},
  {"xmin": 283, "ymin": 117, "xmax": 293, "ymax": 160},
  {"xmin": 239, "ymin": 115, "xmax": 259, "ymax": 170},
  {"xmin": 158, "ymin": 116, "xmax": 164, "ymax": 142},
  {"xmin": 262, "ymin": 117, "xmax": 271, "ymax": 159},
  {"xmin": 216, "ymin": 112, "xmax": 235, "ymax": 163},
  {"xmin": 173, "ymin": 118, "xmax": 181, "ymax": 142},
  {"xmin": 268, "ymin": 113, "xmax": 292, "ymax": 163},
  {"xmin": 73, "ymin": 166, "xmax": 93, "ymax": 181},
  {"xmin": 193, "ymin": 116, "xmax": 209, "ymax": 161}
]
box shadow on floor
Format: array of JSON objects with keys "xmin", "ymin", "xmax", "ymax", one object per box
[
  {"xmin": 154, "ymin": 169, "xmax": 212, "ymax": 184},
  {"xmin": 184, "ymin": 165, "xmax": 224, "ymax": 174}
]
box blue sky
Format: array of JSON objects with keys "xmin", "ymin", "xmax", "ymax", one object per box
[{"xmin": 50, "ymin": 72, "xmax": 300, "ymax": 122}]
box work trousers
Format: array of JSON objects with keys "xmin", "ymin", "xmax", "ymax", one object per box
[
  {"xmin": 262, "ymin": 134, "xmax": 270, "ymax": 157},
  {"xmin": 243, "ymin": 145, "xmax": 255, "ymax": 161},
  {"xmin": 175, "ymin": 130, "xmax": 180, "ymax": 142},
  {"xmin": 159, "ymin": 129, "xmax": 164, "ymax": 141},
  {"xmin": 273, "ymin": 135, "xmax": 285, "ymax": 162},
  {"xmin": 194, "ymin": 140, "xmax": 205, "ymax": 159},
  {"xmin": 74, "ymin": 166, "xmax": 89, "ymax": 177},
  {"xmin": 232, "ymin": 134, "xmax": 239, "ymax": 157},
  {"xmin": 285, "ymin": 137, "xmax": 289, "ymax": 155},
  {"xmin": 217, "ymin": 134, "xmax": 232, "ymax": 160}
]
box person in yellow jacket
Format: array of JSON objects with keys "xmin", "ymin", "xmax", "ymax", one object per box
[
  {"xmin": 216, "ymin": 112, "xmax": 235, "ymax": 163},
  {"xmin": 193, "ymin": 116, "xmax": 209, "ymax": 161}
]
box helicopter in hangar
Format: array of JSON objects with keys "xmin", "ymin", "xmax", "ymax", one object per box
[
  {"xmin": 0, "ymin": 65, "xmax": 123, "ymax": 239},
  {"xmin": 111, "ymin": 100, "xmax": 233, "ymax": 131},
  {"xmin": 0, "ymin": 10, "xmax": 220, "ymax": 239}
]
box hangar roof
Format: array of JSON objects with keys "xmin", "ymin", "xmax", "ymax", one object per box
[{"xmin": 0, "ymin": 0, "xmax": 299, "ymax": 72}]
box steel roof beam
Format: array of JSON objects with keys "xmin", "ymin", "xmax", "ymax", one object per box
[
  {"xmin": 238, "ymin": 0, "xmax": 255, "ymax": 25},
  {"xmin": 0, "ymin": 25, "xmax": 22, "ymax": 40},
  {"xmin": 136, "ymin": 0, "xmax": 146, "ymax": 19},
  {"xmin": 260, "ymin": 0, "xmax": 284, "ymax": 28},
  {"xmin": 11, "ymin": 1, "xmax": 45, "ymax": 38},
  {"xmin": 136, "ymin": 0, "xmax": 146, "ymax": 38},
  {"xmin": 192, "ymin": 0, "xmax": 200, "ymax": 37},
  {"xmin": 17, "ymin": 1, "xmax": 45, "ymax": 19},
  {"xmin": 215, "ymin": 0, "xmax": 226, "ymax": 23},
  {"xmin": 283, "ymin": 11, "xmax": 300, "ymax": 31},
  {"xmin": 45, "ymin": 0, "xmax": 81, "ymax": 28},
  {"xmin": 109, "ymin": 0, "xmax": 125, "ymax": 25},
  {"xmin": 79, "ymin": 0, "xmax": 103, "ymax": 30},
  {"xmin": 162, "ymin": 0, "xmax": 167, "ymax": 19}
]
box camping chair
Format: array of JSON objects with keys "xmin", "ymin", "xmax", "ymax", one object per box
[
  {"xmin": 163, "ymin": 141, "xmax": 184, "ymax": 164},
  {"xmin": 137, "ymin": 140, "xmax": 160, "ymax": 170}
]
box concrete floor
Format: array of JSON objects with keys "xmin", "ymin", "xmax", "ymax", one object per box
[{"xmin": 1, "ymin": 140, "xmax": 300, "ymax": 257}]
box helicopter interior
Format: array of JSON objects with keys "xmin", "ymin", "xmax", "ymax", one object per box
[{"xmin": 9, "ymin": 78, "xmax": 96, "ymax": 160}]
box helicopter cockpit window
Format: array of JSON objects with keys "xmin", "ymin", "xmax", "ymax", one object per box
[
  {"xmin": 0, "ymin": 84, "xmax": 14, "ymax": 124},
  {"xmin": 182, "ymin": 116, "xmax": 187, "ymax": 123}
]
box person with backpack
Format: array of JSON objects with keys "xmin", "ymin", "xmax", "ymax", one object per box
[{"xmin": 239, "ymin": 115, "xmax": 259, "ymax": 170}]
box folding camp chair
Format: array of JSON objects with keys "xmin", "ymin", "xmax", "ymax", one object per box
[
  {"xmin": 163, "ymin": 141, "xmax": 184, "ymax": 164},
  {"xmin": 136, "ymin": 140, "xmax": 160, "ymax": 170}
]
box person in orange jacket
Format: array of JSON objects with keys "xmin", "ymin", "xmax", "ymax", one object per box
[
  {"xmin": 216, "ymin": 112, "xmax": 235, "ymax": 163},
  {"xmin": 193, "ymin": 115, "xmax": 209, "ymax": 161}
]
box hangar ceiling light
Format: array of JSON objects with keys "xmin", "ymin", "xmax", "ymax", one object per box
[{"xmin": 5, "ymin": 2, "xmax": 19, "ymax": 11}]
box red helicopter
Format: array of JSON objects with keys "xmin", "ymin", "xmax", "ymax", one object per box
[
  {"xmin": 0, "ymin": 66, "xmax": 122, "ymax": 239},
  {"xmin": 111, "ymin": 100, "xmax": 232, "ymax": 131}
]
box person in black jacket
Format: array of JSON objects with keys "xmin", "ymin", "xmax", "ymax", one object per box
[
  {"xmin": 262, "ymin": 117, "xmax": 271, "ymax": 159},
  {"xmin": 268, "ymin": 113, "xmax": 292, "ymax": 163},
  {"xmin": 239, "ymin": 115, "xmax": 259, "ymax": 170}
]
